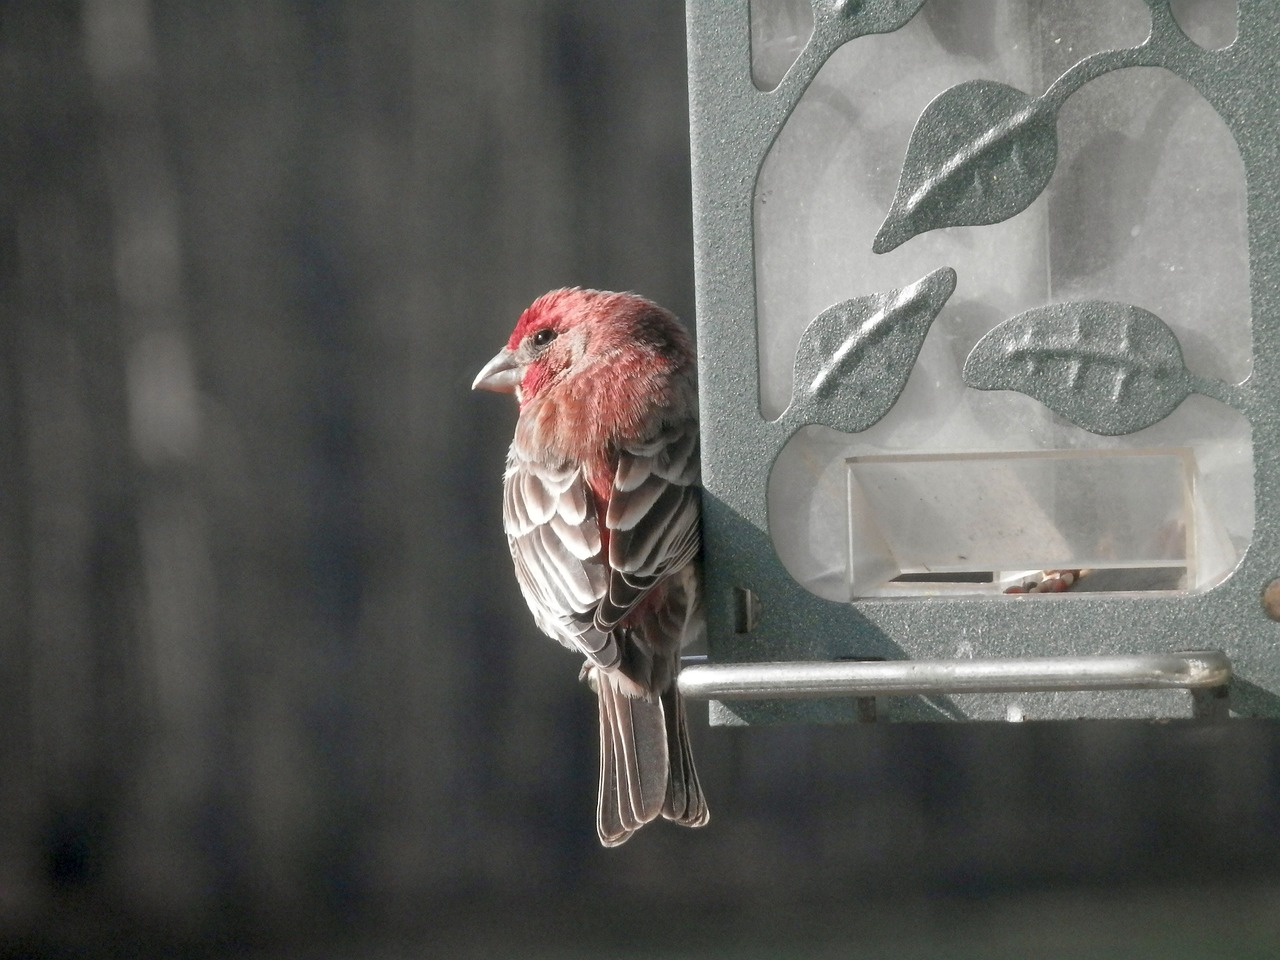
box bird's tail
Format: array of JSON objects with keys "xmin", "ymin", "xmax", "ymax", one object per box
[
  {"xmin": 660, "ymin": 683, "xmax": 709, "ymax": 829},
  {"xmin": 593, "ymin": 669, "xmax": 709, "ymax": 847}
]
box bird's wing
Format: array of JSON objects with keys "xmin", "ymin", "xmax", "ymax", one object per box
[
  {"xmin": 503, "ymin": 448, "xmax": 618, "ymax": 668},
  {"xmin": 595, "ymin": 416, "xmax": 701, "ymax": 633}
]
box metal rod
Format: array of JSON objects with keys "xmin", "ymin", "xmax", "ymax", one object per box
[{"xmin": 677, "ymin": 650, "xmax": 1232, "ymax": 700}]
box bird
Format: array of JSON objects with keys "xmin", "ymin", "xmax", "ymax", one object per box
[{"xmin": 472, "ymin": 287, "xmax": 709, "ymax": 846}]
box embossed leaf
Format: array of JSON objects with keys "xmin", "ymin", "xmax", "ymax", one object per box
[
  {"xmin": 786, "ymin": 267, "xmax": 956, "ymax": 433},
  {"xmin": 963, "ymin": 301, "xmax": 1196, "ymax": 436},
  {"xmin": 873, "ymin": 80, "xmax": 1058, "ymax": 254}
]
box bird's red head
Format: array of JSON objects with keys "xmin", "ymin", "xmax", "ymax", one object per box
[{"xmin": 473, "ymin": 288, "xmax": 692, "ymax": 415}]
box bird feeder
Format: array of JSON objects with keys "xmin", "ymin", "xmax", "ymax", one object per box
[{"xmin": 681, "ymin": 0, "xmax": 1278, "ymax": 724}]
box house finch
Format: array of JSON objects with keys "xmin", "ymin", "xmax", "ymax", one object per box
[{"xmin": 472, "ymin": 288, "xmax": 709, "ymax": 846}]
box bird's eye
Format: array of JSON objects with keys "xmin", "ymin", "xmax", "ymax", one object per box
[{"xmin": 531, "ymin": 328, "xmax": 557, "ymax": 348}]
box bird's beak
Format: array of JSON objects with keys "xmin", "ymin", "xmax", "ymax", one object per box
[{"xmin": 472, "ymin": 347, "xmax": 522, "ymax": 393}]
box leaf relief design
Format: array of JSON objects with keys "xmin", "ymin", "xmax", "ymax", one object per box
[
  {"xmin": 785, "ymin": 267, "xmax": 957, "ymax": 433},
  {"xmin": 962, "ymin": 301, "xmax": 1197, "ymax": 436},
  {"xmin": 873, "ymin": 80, "xmax": 1058, "ymax": 254}
]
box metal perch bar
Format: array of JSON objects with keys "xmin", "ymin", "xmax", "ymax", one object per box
[{"xmin": 678, "ymin": 650, "xmax": 1232, "ymax": 701}]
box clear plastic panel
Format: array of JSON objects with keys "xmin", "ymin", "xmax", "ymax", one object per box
[
  {"xmin": 757, "ymin": 0, "xmax": 1253, "ymax": 600},
  {"xmin": 749, "ymin": 0, "xmax": 814, "ymax": 91},
  {"xmin": 847, "ymin": 449, "xmax": 1204, "ymax": 597},
  {"xmin": 1169, "ymin": 0, "xmax": 1239, "ymax": 51},
  {"xmin": 770, "ymin": 398, "xmax": 1251, "ymax": 600}
]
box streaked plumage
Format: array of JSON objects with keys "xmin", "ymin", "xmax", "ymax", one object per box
[{"xmin": 473, "ymin": 288, "xmax": 709, "ymax": 845}]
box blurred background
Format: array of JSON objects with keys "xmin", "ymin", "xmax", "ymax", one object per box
[{"xmin": 2, "ymin": 1, "xmax": 1280, "ymax": 957}]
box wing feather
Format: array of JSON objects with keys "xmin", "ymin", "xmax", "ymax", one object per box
[
  {"xmin": 504, "ymin": 415, "xmax": 700, "ymax": 665},
  {"xmin": 504, "ymin": 446, "xmax": 616, "ymax": 667},
  {"xmin": 595, "ymin": 418, "xmax": 701, "ymax": 633}
]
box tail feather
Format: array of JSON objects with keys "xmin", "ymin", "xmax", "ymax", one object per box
[
  {"xmin": 596, "ymin": 683, "xmax": 628, "ymax": 845},
  {"xmin": 618, "ymin": 687, "xmax": 669, "ymax": 824},
  {"xmin": 596, "ymin": 677, "xmax": 666, "ymax": 846},
  {"xmin": 592, "ymin": 667, "xmax": 709, "ymax": 846},
  {"xmin": 661, "ymin": 685, "xmax": 709, "ymax": 827}
]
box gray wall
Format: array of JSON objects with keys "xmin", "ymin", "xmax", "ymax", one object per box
[{"xmin": 2, "ymin": 1, "xmax": 1279, "ymax": 956}]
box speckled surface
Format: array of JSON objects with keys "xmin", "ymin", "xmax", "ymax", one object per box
[{"xmin": 686, "ymin": 0, "xmax": 1280, "ymax": 722}]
